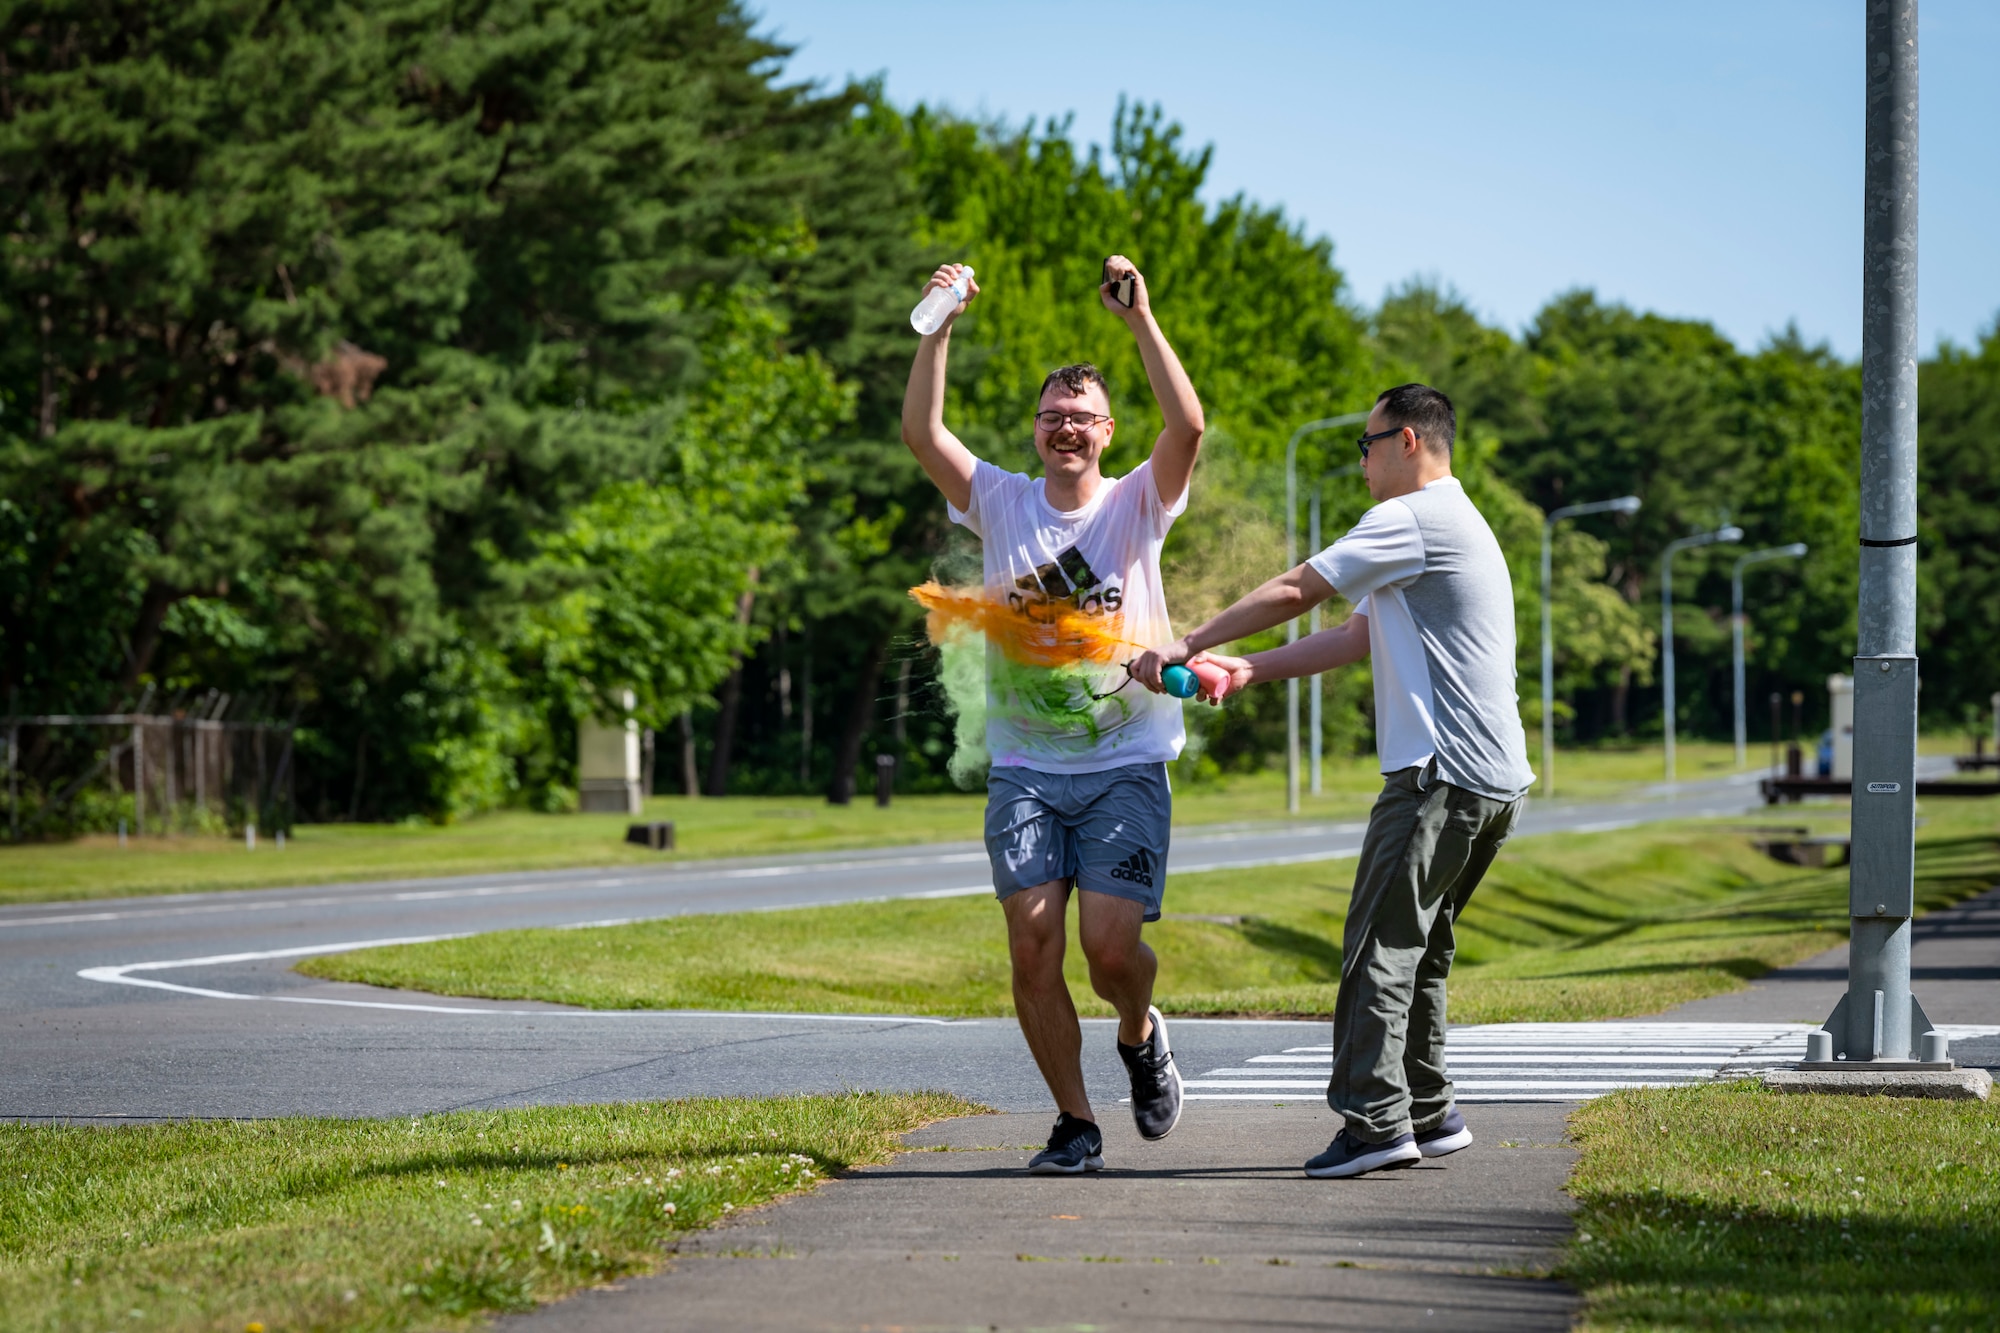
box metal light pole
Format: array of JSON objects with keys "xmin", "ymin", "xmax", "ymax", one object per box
[
  {"xmin": 1660, "ymin": 525, "xmax": 1743, "ymax": 783},
  {"xmin": 1539, "ymin": 496, "xmax": 1641, "ymax": 797},
  {"xmin": 1731, "ymin": 543, "xmax": 1808, "ymax": 766},
  {"xmin": 1285, "ymin": 411, "xmax": 1371, "ymax": 814},
  {"xmin": 1806, "ymin": 0, "xmax": 1943, "ymax": 1069},
  {"xmin": 1309, "ymin": 465, "xmax": 1364, "ymax": 795}
]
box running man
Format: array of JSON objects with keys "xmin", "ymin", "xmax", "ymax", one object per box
[
  {"xmin": 900, "ymin": 257, "xmax": 1205, "ymax": 1173},
  {"xmin": 1134, "ymin": 383, "xmax": 1534, "ymax": 1179}
]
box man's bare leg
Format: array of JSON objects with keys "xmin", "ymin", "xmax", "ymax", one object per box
[
  {"xmin": 1078, "ymin": 891, "xmax": 1157, "ymax": 1046},
  {"xmin": 1003, "ymin": 880, "xmax": 1091, "ymax": 1121}
]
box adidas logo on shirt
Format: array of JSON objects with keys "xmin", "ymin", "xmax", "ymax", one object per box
[{"xmin": 1110, "ymin": 848, "xmax": 1156, "ymax": 889}]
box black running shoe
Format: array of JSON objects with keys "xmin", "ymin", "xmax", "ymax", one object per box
[
  {"xmin": 1303, "ymin": 1129, "xmax": 1421, "ymax": 1179},
  {"xmin": 1117, "ymin": 1004, "xmax": 1183, "ymax": 1141},
  {"xmin": 1415, "ymin": 1106, "xmax": 1473, "ymax": 1159},
  {"xmin": 1028, "ymin": 1113, "xmax": 1104, "ymax": 1174}
]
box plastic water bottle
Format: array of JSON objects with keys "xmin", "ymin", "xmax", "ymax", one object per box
[{"xmin": 910, "ymin": 267, "xmax": 974, "ymax": 336}]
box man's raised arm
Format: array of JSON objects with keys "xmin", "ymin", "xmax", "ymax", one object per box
[
  {"xmin": 1103, "ymin": 255, "xmax": 1204, "ymax": 508},
  {"xmin": 899, "ymin": 264, "xmax": 981, "ymax": 514}
]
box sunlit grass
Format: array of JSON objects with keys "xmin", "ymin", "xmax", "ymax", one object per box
[
  {"xmin": 1562, "ymin": 1081, "xmax": 2000, "ymax": 1330},
  {"xmin": 0, "ymin": 735, "xmax": 1974, "ymax": 907},
  {"xmin": 304, "ymin": 798, "xmax": 2000, "ymax": 1023},
  {"xmin": 0, "ymin": 1093, "xmax": 978, "ymax": 1333}
]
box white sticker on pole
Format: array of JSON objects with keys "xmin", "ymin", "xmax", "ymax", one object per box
[{"xmin": 1865, "ymin": 782, "xmax": 1901, "ymax": 794}]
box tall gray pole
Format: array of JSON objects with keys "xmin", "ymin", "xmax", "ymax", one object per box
[
  {"xmin": 1540, "ymin": 496, "xmax": 1640, "ymax": 797},
  {"xmin": 1660, "ymin": 526, "xmax": 1742, "ymax": 783},
  {"xmin": 1308, "ymin": 465, "xmax": 1363, "ymax": 796},
  {"xmin": 1731, "ymin": 544, "xmax": 1808, "ymax": 766},
  {"xmin": 1809, "ymin": 0, "xmax": 1942, "ymax": 1068},
  {"xmin": 1310, "ymin": 486, "xmax": 1322, "ymax": 796},
  {"xmin": 1284, "ymin": 413, "xmax": 1370, "ymax": 814}
]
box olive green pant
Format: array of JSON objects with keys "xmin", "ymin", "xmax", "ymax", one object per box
[{"xmin": 1328, "ymin": 763, "xmax": 1523, "ymax": 1143}]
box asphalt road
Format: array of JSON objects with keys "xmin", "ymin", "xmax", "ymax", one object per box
[{"xmin": 0, "ymin": 766, "xmax": 1897, "ymax": 1122}]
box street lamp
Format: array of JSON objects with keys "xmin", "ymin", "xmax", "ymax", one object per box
[
  {"xmin": 1660, "ymin": 525, "xmax": 1744, "ymax": 782},
  {"xmin": 1731, "ymin": 543, "xmax": 1808, "ymax": 766},
  {"xmin": 1539, "ymin": 496, "xmax": 1641, "ymax": 798},
  {"xmin": 1309, "ymin": 465, "xmax": 1364, "ymax": 794},
  {"xmin": 1285, "ymin": 411, "xmax": 1372, "ymax": 814}
]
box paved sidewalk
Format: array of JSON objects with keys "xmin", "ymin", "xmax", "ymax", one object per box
[
  {"xmin": 505, "ymin": 1105, "xmax": 1578, "ymax": 1333},
  {"xmin": 1660, "ymin": 883, "xmax": 2000, "ymax": 1070}
]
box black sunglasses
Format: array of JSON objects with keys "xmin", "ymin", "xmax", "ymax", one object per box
[{"xmin": 1355, "ymin": 426, "xmax": 1412, "ymax": 459}]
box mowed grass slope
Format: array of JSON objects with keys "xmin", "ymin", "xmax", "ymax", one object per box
[
  {"xmin": 305, "ymin": 798, "xmax": 2000, "ymax": 1022},
  {"xmin": 0, "ymin": 1093, "xmax": 977, "ymax": 1333},
  {"xmin": 1562, "ymin": 1081, "xmax": 2000, "ymax": 1330},
  {"xmin": 0, "ymin": 739, "xmax": 1833, "ymax": 906}
]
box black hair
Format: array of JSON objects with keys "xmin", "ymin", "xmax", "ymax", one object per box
[
  {"xmin": 1374, "ymin": 382, "xmax": 1456, "ymax": 456},
  {"xmin": 1037, "ymin": 363, "xmax": 1110, "ymax": 408}
]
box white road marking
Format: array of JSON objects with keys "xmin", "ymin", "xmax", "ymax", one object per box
[
  {"xmin": 1179, "ymin": 1021, "xmax": 2000, "ymax": 1103},
  {"xmin": 76, "ymin": 938, "xmax": 968, "ymax": 1023},
  {"xmin": 2, "ymin": 852, "xmax": 1001, "ymax": 929}
]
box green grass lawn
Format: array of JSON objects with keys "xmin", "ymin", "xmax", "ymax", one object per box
[
  {"xmin": 0, "ymin": 1092, "xmax": 977, "ymax": 1333},
  {"xmin": 1561, "ymin": 1081, "xmax": 2000, "ymax": 1330},
  {"xmin": 0, "ymin": 737, "xmax": 1974, "ymax": 908},
  {"xmin": 304, "ymin": 797, "xmax": 2000, "ymax": 1023}
]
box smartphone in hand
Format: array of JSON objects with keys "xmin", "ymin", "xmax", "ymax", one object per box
[{"xmin": 1103, "ymin": 259, "xmax": 1135, "ymax": 308}]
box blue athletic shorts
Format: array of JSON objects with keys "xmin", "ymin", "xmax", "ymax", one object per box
[{"xmin": 984, "ymin": 763, "xmax": 1172, "ymax": 920}]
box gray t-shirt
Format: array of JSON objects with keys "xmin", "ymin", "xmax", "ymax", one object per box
[{"xmin": 1306, "ymin": 477, "xmax": 1535, "ymax": 801}]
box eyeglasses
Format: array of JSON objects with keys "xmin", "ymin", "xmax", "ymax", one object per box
[
  {"xmin": 1355, "ymin": 425, "xmax": 1411, "ymax": 459},
  {"xmin": 1034, "ymin": 411, "xmax": 1112, "ymax": 431}
]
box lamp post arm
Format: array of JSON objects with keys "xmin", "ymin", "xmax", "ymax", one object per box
[
  {"xmin": 1538, "ymin": 495, "xmax": 1637, "ymax": 797},
  {"xmin": 1659, "ymin": 525, "xmax": 1743, "ymax": 782},
  {"xmin": 1285, "ymin": 414, "xmax": 1370, "ymax": 572}
]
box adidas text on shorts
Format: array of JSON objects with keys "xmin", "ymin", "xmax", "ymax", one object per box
[{"xmin": 984, "ymin": 763, "xmax": 1171, "ymax": 921}]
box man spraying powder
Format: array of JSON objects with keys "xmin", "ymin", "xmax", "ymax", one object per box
[
  {"xmin": 1135, "ymin": 383, "xmax": 1534, "ymax": 1179},
  {"xmin": 900, "ymin": 257, "xmax": 1206, "ymax": 1173}
]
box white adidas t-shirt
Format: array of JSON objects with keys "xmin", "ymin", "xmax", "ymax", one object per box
[{"xmin": 948, "ymin": 457, "xmax": 1187, "ymax": 773}]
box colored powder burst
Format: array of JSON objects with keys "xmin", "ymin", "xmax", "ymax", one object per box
[
  {"xmin": 910, "ymin": 582, "xmax": 1142, "ymax": 787},
  {"xmin": 930, "ymin": 625, "xmax": 990, "ymax": 789},
  {"xmin": 909, "ymin": 582, "xmax": 1140, "ymax": 668}
]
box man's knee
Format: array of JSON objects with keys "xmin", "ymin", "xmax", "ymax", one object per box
[
  {"xmin": 1004, "ymin": 883, "xmax": 1068, "ymax": 976},
  {"xmin": 1078, "ymin": 894, "xmax": 1148, "ymax": 978}
]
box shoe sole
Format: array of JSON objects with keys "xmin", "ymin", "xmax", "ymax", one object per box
[
  {"xmin": 1417, "ymin": 1128, "xmax": 1474, "ymax": 1158},
  {"xmin": 1303, "ymin": 1144, "xmax": 1423, "ymax": 1179},
  {"xmin": 1028, "ymin": 1154, "xmax": 1105, "ymax": 1175},
  {"xmin": 1134, "ymin": 1005, "xmax": 1183, "ymax": 1142}
]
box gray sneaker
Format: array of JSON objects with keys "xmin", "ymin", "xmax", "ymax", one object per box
[
  {"xmin": 1028, "ymin": 1113, "xmax": 1104, "ymax": 1174},
  {"xmin": 1303, "ymin": 1129, "xmax": 1421, "ymax": 1179},
  {"xmin": 1117, "ymin": 1005, "xmax": 1183, "ymax": 1141},
  {"xmin": 1415, "ymin": 1106, "xmax": 1473, "ymax": 1158}
]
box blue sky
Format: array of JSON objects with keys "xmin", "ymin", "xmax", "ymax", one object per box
[{"xmin": 751, "ymin": 0, "xmax": 1999, "ymax": 359}]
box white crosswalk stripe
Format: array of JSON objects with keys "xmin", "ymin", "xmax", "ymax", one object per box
[{"xmin": 1181, "ymin": 1021, "xmax": 2000, "ymax": 1103}]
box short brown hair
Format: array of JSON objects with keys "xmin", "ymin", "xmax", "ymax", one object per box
[
  {"xmin": 1375, "ymin": 382, "xmax": 1456, "ymax": 456},
  {"xmin": 1038, "ymin": 363, "xmax": 1109, "ymax": 409}
]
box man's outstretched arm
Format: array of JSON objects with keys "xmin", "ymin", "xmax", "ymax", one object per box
[
  {"xmin": 1103, "ymin": 255, "xmax": 1204, "ymax": 508},
  {"xmin": 1195, "ymin": 613, "xmax": 1371, "ymax": 697},
  {"xmin": 900, "ymin": 264, "xmax": 981, "ymax": 513},
  {"xmin": 1129, "ymin": 562, "xmax": 1338, "ymax": 689}
]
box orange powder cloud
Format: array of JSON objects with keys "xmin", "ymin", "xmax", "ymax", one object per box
[{"xmin": 909, "ymin": 581, "xmax": 1140, "ymax": 668}]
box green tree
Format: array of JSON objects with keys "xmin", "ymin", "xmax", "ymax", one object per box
[
  {"xmin": 1917, "ymin": 320, "xmax": 2000, "ymax": 727},
  {"xmin": 0, "ymin": 0, "xmax": 907, "ymax": 822}
]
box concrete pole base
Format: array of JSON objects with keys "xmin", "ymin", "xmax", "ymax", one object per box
[{"xmin": 1762, "ymin": 1068, "xmax": 1992, "ymax": 1101}]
